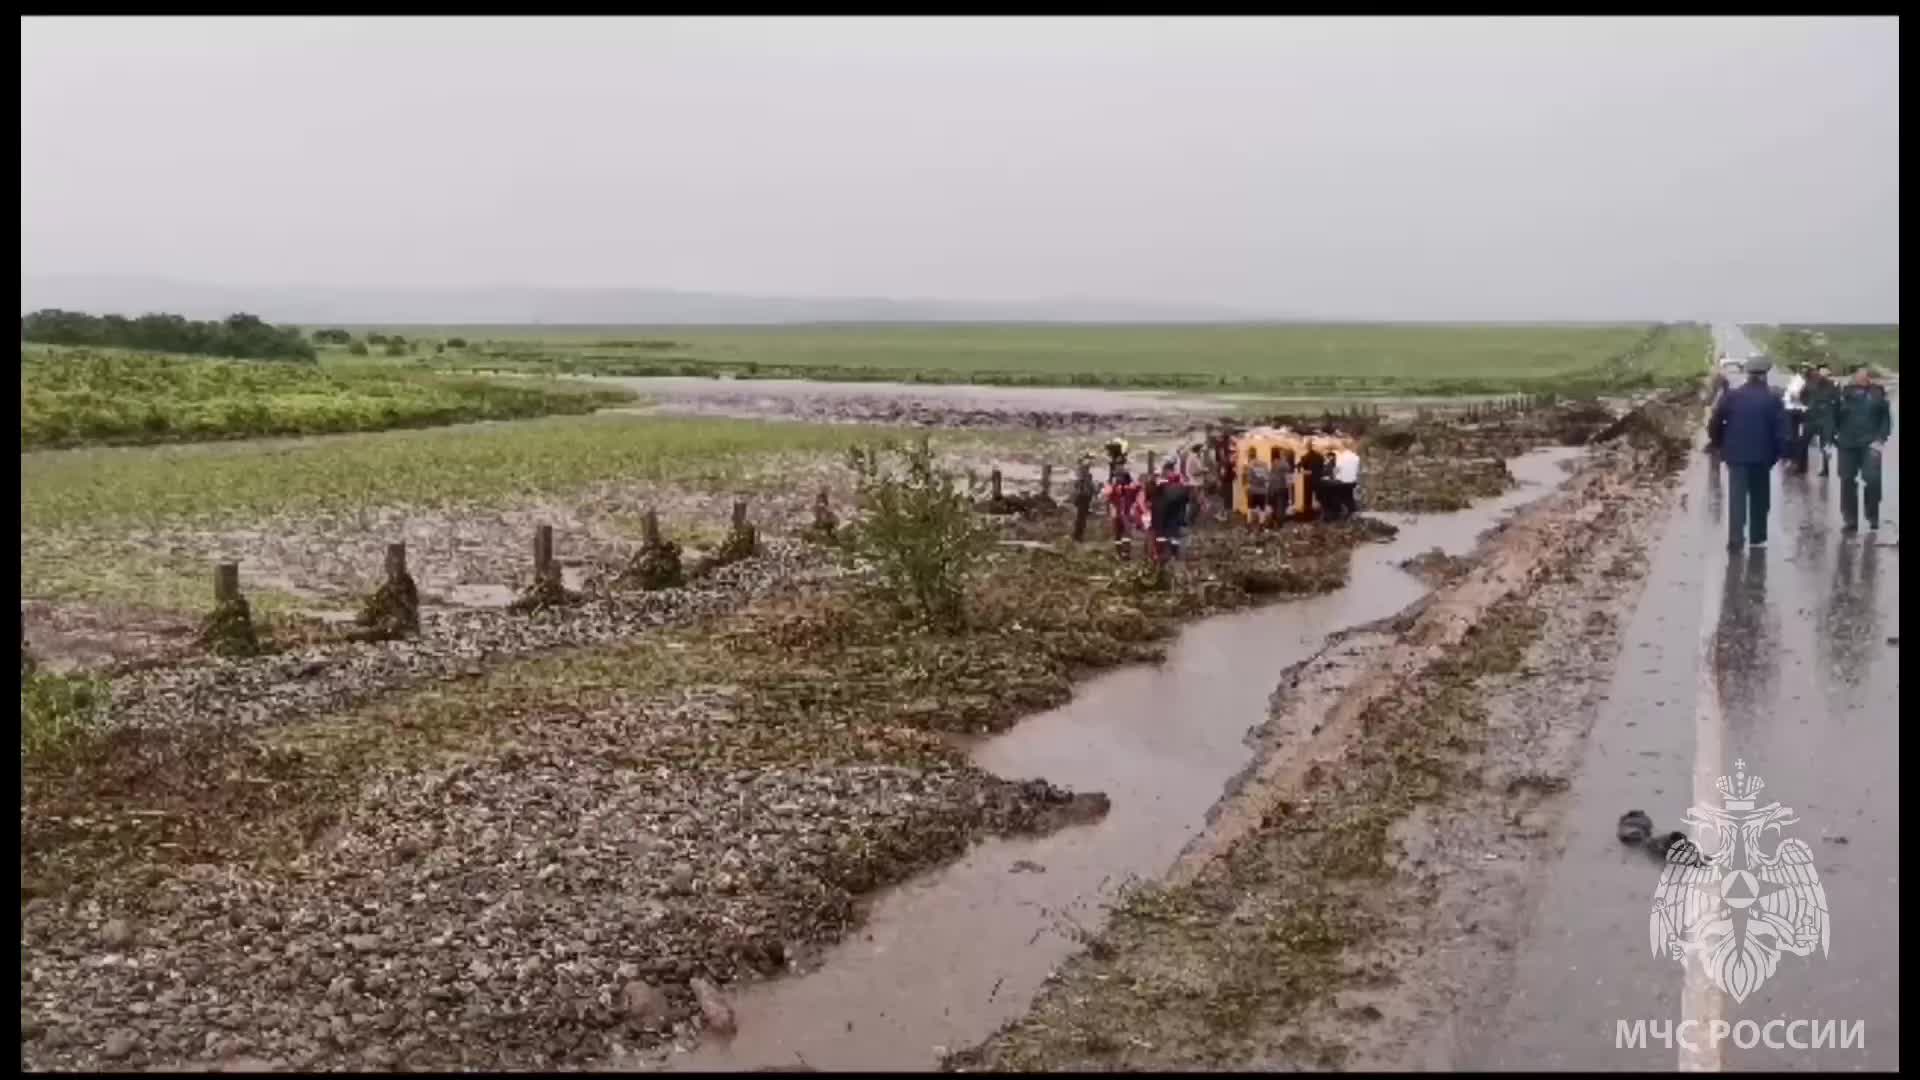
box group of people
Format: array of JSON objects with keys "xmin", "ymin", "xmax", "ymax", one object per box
[
  {"xmin": 1068, "ymin": 428, "xmax": 1364, "ymax": 564},
  {"xmin": 1236, "ymin": 440, "xmax": 1362, "ymax": 524},
  {"xmin": 1708, "ymin": 354, "xmax": 1892, "ymax": 548},
  {"xmin": 1069, "ymin": 438, "xmax": 1195, "ymax": 563}
]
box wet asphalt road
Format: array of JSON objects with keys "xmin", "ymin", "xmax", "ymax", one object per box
[{"xmin": 1472, "ymin": 324, "xmax": 1899, "ymax": 1071}]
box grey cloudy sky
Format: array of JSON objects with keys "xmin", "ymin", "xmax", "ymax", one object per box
[{"xmin": 20, "ymin": 16, "xmax": 1900, "ymax": 321}]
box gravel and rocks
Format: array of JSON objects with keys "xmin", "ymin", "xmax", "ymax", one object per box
[
  {"xmin": 22, "ymin": 685, "xmax": 1108, "ymax": 1071},
  {"xmin": 88, "ymin": 539, "xmax": 839, "ymax": 741}
]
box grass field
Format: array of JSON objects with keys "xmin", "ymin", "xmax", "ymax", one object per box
[
  {"xmin": 321, "ymin": 322, "xmax": 1711, "ymax": 396},
  {"xmin": 1748, "ymin": 324, "xmax": 1899, "ymax": 373},
  {"xmin": 20, "ymin": 411, "xmax": 1033, "ymax": 618},
  {"xmin": 22, "ymin": 412, "xmax": 949, "ymax": 532},
  {"xmin": 20, "ymin": 345, "xmax": 636, "ymax": 449}
]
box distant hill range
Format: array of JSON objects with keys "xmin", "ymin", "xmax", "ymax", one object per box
[{"xmin": 20, "ymin": 274, "xmax": 1270, "ymax": 327}]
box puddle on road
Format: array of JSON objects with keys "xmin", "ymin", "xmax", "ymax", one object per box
[{"xmin": 650, "ymin": 447, "xmax": 1584, "ymax": 1073}]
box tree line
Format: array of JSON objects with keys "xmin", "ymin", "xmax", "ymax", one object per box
[
  {"xmin": 312, "ymin": 328, "xmax": 469, "ymax": 356},
  {"xmin": 22, "ymin": 309, "xmax": 316, "ymax": 362}
]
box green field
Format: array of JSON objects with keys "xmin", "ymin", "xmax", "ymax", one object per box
[
  {"xmin": 320, "ymin": 322, "xmax": 1710, "ymax": 396},
  {"xmin": 20, "ymin": 411, "xmax": 1015, "ymax": 616},
  {"xmin": 1749, "ymin": 324, "xmax": 1899, "ymax": 373},
  {"xmin": 19, "ymin": 345, "xmax": 636, "ymax": 450},
  {"xmin": 22, "ymin": 412, "xmax": 940, "ymax": 532}
]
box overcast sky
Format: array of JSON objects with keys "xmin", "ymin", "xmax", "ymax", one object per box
[{"xmin": 20, "ymin": 16, "xmax": 1900, "ymax": 321}]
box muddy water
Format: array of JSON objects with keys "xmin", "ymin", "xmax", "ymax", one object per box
[
  {"xmin": 569, "ymin": 374, "xmax": 1240, "ymax": 416},
  {"xmin": 652, "ymin": 447, "xmax": 1584, "ymax": 1073}
]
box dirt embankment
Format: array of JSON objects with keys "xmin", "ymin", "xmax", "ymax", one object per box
[{"xmin": 948, "ymin": 394, "xmax": 1697, "ymax": 1071}]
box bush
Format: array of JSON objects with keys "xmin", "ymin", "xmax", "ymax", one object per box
[
  {"xmin": 347, "ymin": 340, "xmax": 369, "ymax": 356},
  {"xmin": 842, "ymin": 439, "xmax": 996, "ymax": 631},
  {"xmin": 367, "ymin": 334, "xmax": 389, "ymax": 347},
  {"xmin": 19, "ymin": 345, "xmax": 634, "ymax": 449},
  {"xmin": 1771, "ymin": 328, "xmax": 1836, "ymax": 370},
  {"xmin": 384, "ymin": 341, "xmax": 407, "ymax": 357},
  {"xmin": 446, "ymin": 337, "xmax": 468, "ymax": 349},
  {"xmin": 21, "ymin": 668, "xmax": 108, "ymax": 766},
  {"xmin": 21, "ymin": 309, "xmax": 315, "ymax": 362},
  {"xmin": 312, "ymin": 328, "xmax": 353, "ymax": 345}
]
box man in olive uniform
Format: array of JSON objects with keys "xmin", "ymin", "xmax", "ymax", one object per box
[
  {"xmin": 1832, "ymin": 365, "xmax": 1893, "ymax": 535},
  {"xmin": 1070, "ymin": 456, "xmax": 1097, "ymax": 542},
  {"xmin": 1805, "ymin": 362, "xmax": 1840, "ymax": 477}
]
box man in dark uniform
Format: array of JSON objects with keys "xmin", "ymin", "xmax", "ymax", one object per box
[
  {"xmin": 1298, "ymin": 441, "xmax": 1327, "ymax": 521},
  {"xmin": 1832, "ymin": 365, "xmax": 1894, "ymax": 535},
  {"xmin": 1708, "ymin": 355, "xmax": 1789, "ymax": 549},
  {"xmin": 1149, "ymin": 460, "xmax": 1192, "ymax": 563}
]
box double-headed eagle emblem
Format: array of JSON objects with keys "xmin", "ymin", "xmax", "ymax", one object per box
[{"xmin": 1649, "ymin": 760, "xmax": 1831, "ymax": 1003}]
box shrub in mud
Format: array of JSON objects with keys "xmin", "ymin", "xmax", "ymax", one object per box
[
  {"xmin": 843, "ymin": 439, "xmax": 997, "ymax": 631},
  {"xmin": 21, "ymin": 668, "xmax": 108, "ymax": 767},
  {"xmin": 1114, "ymin": 558, "xmax": 1171, "ymax": 594}
]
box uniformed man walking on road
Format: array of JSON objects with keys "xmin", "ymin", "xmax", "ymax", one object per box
[
  {"xmin": 1806, "ymin": 362, "xmax": 1840, "ymax": 477},
  {"xmin": 1708, "ymin": 355, "xmax": 1790, "ymax": 550},
  {"xmin": 1832, "ymin": 365, "xmax": 1893, "ymax": 535}
]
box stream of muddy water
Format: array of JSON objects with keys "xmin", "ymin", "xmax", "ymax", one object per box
[{"xmin": 637, "ymin": 446, "xmax": 1585, "ymax": 1073}]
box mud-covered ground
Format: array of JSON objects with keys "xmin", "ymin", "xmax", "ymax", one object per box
[
  {"xmin": 945, "ymin": 395, "xmax": 1697, "ymax": 1071},
  {"xmin": 21, "ymin": 498, "xmax": 1401, "ymax": 1069},
  {"xmin": 20, "ymin": 394, "xmax": 1638, "ymax": 1071}
]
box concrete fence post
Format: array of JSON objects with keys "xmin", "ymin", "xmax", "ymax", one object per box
[
  {"xmin": 533, "ymin": 526, "xmax": 554, "ymax": 583},
  {"xmin": 215, "ymin": 563, "xmax": 241, "ymax": 606},
  {"xmin": 1040, "ymin": 463, "xmax": 1052, "ymax": 501}
]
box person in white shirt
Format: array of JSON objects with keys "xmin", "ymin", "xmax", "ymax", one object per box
[
  {"xmin": 1782, "ymin": 364, "xmax": 1811, "ymax": 473},
  {"xmin": 1328, "ymin": 447, "xmax": 1361, "ymax": 520}
]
